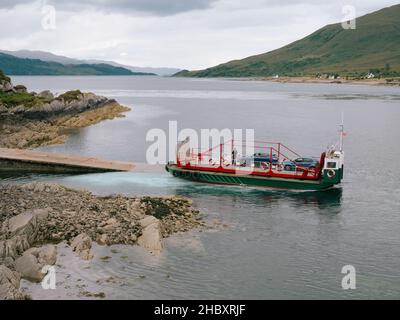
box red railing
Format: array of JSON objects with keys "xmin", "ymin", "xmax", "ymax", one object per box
[{"xmin": 176, "ymin": 139, "xmax": 323, "ymax": 180}]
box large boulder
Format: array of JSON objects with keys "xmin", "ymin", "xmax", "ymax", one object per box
[
  {"xmin": 1, "ymin": 209, "xmax": 50, "ymax": 245},
  {"xmin": 14, "ymin": 244, "xmax": 57, "ymax": 282},
  {"xmin": 139, "ymin": 216, "xmax": 159, "ymax": 228},
  {"xmin": 37, "ymin": 90, "xmax": 54, "ymax": 100},
  {"xmin": 70, "ymin": 233, "xmax": 93, "ymax": 260},
  {"xmin": 0, "ymin": 265, "xmax": 29, "ymax": 300},
  {"xmin": 137, "ymin": 216, "xmax": 163, "ymax": 253},
  {"xmin": 14, "ymin": 85, "xmax": 27, "ymax": 94},
  {"xmin": 5, "ymin": 211, "xmax": 36, "ymax": 235},
  {"xmin": 0, "ymin": 79, "xmax": 14, "ymax": 92},
  {"xmin": 14, "ymin": 252, "xmax": 43, "ymax": 282},
  {"xmin": 0, "ymin": 235, "xmax": 30, "ymax": 261},
  {"xmin": 0, "ymin": 209, "xmax": 50, "ymax": 261},
  {"xmin": 26, "ymin": 244, "xmax": 57, "ymax": 266}
]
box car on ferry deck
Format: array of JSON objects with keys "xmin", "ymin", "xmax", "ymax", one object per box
[
  {"xmin": 239, "ymin": 153, "xmax": 279, "ymax": 168},
  {"xmin": 282, "ymin": 157, "xmax": 320, "ymax": 171}
]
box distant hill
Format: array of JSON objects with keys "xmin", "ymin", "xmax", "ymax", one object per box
[
  {"xmin": 84, "ymin": 59, "xmax": 182, "ymax": 77},
  {"xmin": 0, "ymin": 53, "xmax": 155, "ymax": 76},
  {"xmin": 176, "ymin": 4, "xmax": 400, "ymax": 78},
  {"xmin": 0, "ymin": 50, "xmax": 181, "ymax": 76},
  {"xmin": 0, "ymin": 50, "xmax": 79, "ymax": 65}
]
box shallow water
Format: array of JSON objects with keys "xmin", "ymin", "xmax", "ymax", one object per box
[{"xmin": 4, "ymin": 76, "xmax": 400, "ymax": 299}]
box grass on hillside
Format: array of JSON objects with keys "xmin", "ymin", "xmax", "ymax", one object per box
[
  {"xmin": 0, "ymin": 91, "xmax": 52, "ymax": 109},
  {"xmin": 0, "ymin": 89, "xmax": 88, "ymax": 109},
  {"xmin": 56, "ymin": 90, "xmax": 83, "ymax": 103},
  {"xmin": 176, "ymin": 4, "xmax": 400, "ymax": 78}
]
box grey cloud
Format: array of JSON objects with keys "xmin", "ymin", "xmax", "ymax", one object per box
[{"xmin": 0, "ymin": 0, "xmax": 218, "ymax": 15}]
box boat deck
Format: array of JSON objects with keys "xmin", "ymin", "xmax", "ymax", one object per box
[{"xmin": 176, "ymin": 162, "xmax": 320, "ymax": 180}]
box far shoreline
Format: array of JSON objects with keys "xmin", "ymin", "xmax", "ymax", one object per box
[
  {"xmin": 230, "ymin": 76, "xmax": 398, "ymax": 86},
  {"xmin": 176, "ymin": 75, "xmax": 400, "ymax": 87},
  {"xmin": 9, "ymin": 74, "xmax": 400, "ymax": 87}
]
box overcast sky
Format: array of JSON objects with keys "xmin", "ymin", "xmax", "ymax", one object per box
[{"xmin": 0, "ymin": 0, "xmax": 398, "ymax": 69}]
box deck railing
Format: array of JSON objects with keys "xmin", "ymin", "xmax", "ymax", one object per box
[{"xmin": 177, "ymin": 139, "xmax": 323, "ymax": 180}]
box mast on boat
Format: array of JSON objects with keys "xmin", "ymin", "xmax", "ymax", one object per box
[{"xmin": 339, "ymin": 112, "xmax": 344, "ymax": 152}]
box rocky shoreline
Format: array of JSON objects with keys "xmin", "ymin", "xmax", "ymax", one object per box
[
  {"xmin": 0, "ymin": 182, "xmax": 204, "ymax": 299},
  {"xmin": 0, "ymin": 71, "xmax": 205, "ymax": 300},
  {"xmin": 0, "ymin": 72, "xmax": 130, "ymax": 149}
]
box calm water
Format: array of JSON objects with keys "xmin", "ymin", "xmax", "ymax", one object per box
[{"xmin": 4, "ymin": 76, "xmax": 400, "ymax": 299}]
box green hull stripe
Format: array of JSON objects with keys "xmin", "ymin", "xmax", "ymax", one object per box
[{"xmin": 168, "ymin": 166, "xmax": 341, "ymax": 190}]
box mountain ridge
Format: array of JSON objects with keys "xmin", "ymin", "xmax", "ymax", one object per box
[
  {"xmin": 0, "ymin": 50, "xmax": 181, "ymax": 76},
  {"xmin": 0, "ymin": 53, "xmax": 155, "ymax": 76},
  {"xmin": 176, "ymin": 4, "xmax": 400, "ymax": 78}
]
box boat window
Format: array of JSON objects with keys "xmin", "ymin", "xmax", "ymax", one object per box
[{"xmin": 327, "ymin": 162, "xmax": 336, "ymax": 168}]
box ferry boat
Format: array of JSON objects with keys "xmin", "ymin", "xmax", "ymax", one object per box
[{"xmin": 166, "ymin": 127, "xmax": 345, "ymax": 191}]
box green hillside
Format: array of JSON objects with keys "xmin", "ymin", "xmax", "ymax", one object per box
[
  {"xmin": 0, "ymin": 53, "xmax": 155, "ymax": 76},
  {"xmin": 176, "ymin": 4, "xmax": 400, "ymax": 78}
]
